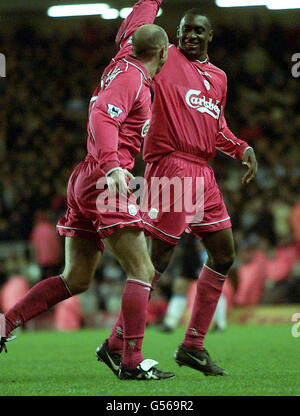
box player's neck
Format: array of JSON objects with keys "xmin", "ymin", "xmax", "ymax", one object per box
[
  {"xmin": 139, "ymin": 60, "xmax": 159, "ymax": 79},
  {"xmin": 197, "ymin": 51, "xmax": 208, "ymax": 62},
  {"xmin": 131, "ymin": 55, "xmax": 156, "ymax": 79},
  {"xmin": 180, "ymin": 47, "xmax": 208, "ymax": 63}
]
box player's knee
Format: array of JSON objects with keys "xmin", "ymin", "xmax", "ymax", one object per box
[
  {"xmin": 217, "ymin": 253, "xmax": 235, "ymax": 274},
  {"xmin": 208, "ymin": 251, "xmax": 235, "ymax": 275},
  {"xmin": 151, "ymin": 256, "xmax": 168, "ymax": 274},
  {"xmin": 151, "ymin": 241, "xmax": 174, "ymax": 274},
  {"xmin": 126, "ymin": 261, "xmax": 155, "ymax": 285},
  {"xmin": 62, "ymin": 272, "xmax": 90, "ymax": 295}
]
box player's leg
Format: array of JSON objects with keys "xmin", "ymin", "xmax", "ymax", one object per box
[
  {"xmin": 150, "ymin": 237, "xmax": 176, "ymax": 291},
  {"xmin": 202, "ymin": 227, "xmax": 235, "ymax": 275},
  {"xmin": 162, "ymin": 234, "xmax": 201, "ymax": 332},
  {"xmin": 101, "ymin": 155, "xmax": 185, "ymax": 374},
  {"xmin": 105, "ymin": 229, "xmax": 153, "ymax": 373},
  {"xmin": 1, "ymin": 237, "xmax": 100, "ymax": 346},
  {"xmin": 212, "ymin": 294, "xmax": 227, "ymax": 332},
  {"xmin": 62, "ymin": 236, "xmax": 101, "ymax": 295},
  {"xmin": 106, "ymin": 235, "xmax": 176, "ymax": 355},
  {"xmin": 162, "ymin": 275, "xmax": 190, "ymax": 332},
  {"xmin": 175, "ymin": 228, "xmax": 234, "ymax": 375},
  {"xmin": 182, "ymin": 228, "xmax": 234, "ymax": 346},
  {"xmin": 104, "ymin": 236, "xmax": 175, "ymax": 363},
  {"xmin": 104, "ymin": 228, "xmax": 174, "ymax": 379},
  {"xmin": 201, "ymin": 229, "xmax": 234, "ymax": 333}
]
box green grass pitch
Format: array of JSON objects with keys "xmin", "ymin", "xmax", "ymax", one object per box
[{"xmin": 0, "ymin": 324, "xmax": 299, "ymax": 396}]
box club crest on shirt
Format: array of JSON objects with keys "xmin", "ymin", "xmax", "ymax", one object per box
[
  {"xmin": 107, "ymin": 104, "xmax": 123, "ymax": 119},
  {"xmin": 185, "ymin": 89, "xmax": 220, "ymax": 120}
]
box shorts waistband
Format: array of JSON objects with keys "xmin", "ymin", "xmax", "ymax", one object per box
[{"xmin": 171, "ymin": 151, "xmax": 208, "ymax": 165}]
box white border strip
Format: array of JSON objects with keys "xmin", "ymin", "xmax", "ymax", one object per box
[
  {"xmin": 135, "ymin": 72, "xmax": 143, "ymax": 100},
  {"xmin": 56, "ymin": 225, "xmax": 97, "ymax": 234},
  {"xmin": 127, "ymin": 278, "xmax": 152, "ymax": 288},
  {"xmin": 243, "ymin": 146, "xmax": 253, "ymax": 156},
  {"xmin": 105, "ymin": 167, "xmax": 122, "ymax": 177},
  {"xmin": 219, "ymin": 131, "xmax": 241, "ymax": 146},
  {"xmin": 191, "ymin": 217, "xmax": 230, "ymax": 227},
  {"xmin": 97, "ymin": 219, "xmax": 142, "ymax": 231},
  {"xmin": 143, "ymin": 221, "xmax": 181, "ymax": 240},
  {"xmin": 203, "ymin": 263, "xmax": 227, "ymax": 279}
]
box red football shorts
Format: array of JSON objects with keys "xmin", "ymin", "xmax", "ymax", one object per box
[
  {"xmin": 57, "ymin": 161, "xmax": 143, "ymax": 252},
  {"xmin": 141, "ymin": 152, "xmax": 232, "ymax": 245}
]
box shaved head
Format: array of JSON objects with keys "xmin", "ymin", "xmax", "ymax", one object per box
[{"xmin": 132, "ymin": 24, "xmax": 169, "ymax": 60}]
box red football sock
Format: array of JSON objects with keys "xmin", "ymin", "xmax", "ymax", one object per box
[
  {"xmin": 108, "ymin": 312, "xmax": 124, "ymax": 354},
  {"xmin": 183, "ymin": 265, "xmax": 226, "ymax": 350},
  {"xmin": 5, "ymin": 275, "xmax": 71, "ymax": 337},
  {"xmin": 122, "ymin": 278, "xmax": 151, "ymax": 368},
  {"xmin": 108, "ymin": 271, "xmax": 161, "ymax": 354}
]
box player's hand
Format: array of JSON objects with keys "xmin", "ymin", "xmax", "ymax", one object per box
[
  {"xmin": 107, "ymin": 168, "xmax": 134, "ymax": 196},
  {"xmin": 241, "ymin": 147, "xmax": 258, "ymax": 185}
]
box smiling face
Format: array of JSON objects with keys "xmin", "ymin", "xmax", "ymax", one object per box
[{"xmin": 177, "ymin": 14, "xmax": 213, "ymax": 61}]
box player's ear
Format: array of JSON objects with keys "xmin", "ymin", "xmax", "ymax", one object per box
[
  {"xmin": 176, "ymin": 26, "xmax": 180, "ymax": 38},
  {"xmin": 159, "ymin": 45, "xmax": 167, "ymax": 62},
  {"xmin": 208, "ymin": 29, "xmax": 214, "ymax": 43},
  {"xmin": 159, "ymin": 45, "xmax": 164, "ymax": 59}
]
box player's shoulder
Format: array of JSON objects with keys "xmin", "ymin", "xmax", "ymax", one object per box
[
  {"xmin": 207, "ymin": 61, "xmax": 227, "ymax": 83},
  {"xmin": 100, "ymin": 57, "xmax": 146, "ymax": 93},
  {"xmin": 105, "ymin": 56, "xmax": 145, "ymax": 78}
]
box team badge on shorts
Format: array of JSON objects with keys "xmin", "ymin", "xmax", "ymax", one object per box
[
  {"xmin": 128, "ymin": 204, "xmax": 138, "ymax": 216},
  {"xmin": 148, "ymin": 208, "xmax": 159, "ymax": 220}
]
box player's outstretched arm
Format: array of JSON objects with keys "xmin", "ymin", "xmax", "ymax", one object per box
[{"xmin": 116, "ymin": 0, "xmax": 163, "ymax": 49}]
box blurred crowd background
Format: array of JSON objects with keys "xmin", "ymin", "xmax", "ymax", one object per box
[{"xmin": 0, "ymin": 10, "xmax": 299, "ymax": 328}]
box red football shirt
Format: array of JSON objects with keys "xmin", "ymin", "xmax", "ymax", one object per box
[
  {"xmin": 85, "ymin": 0, "xmax": 161, "ymax": 173},
  {"xmin": 144, "ymin": 45, "xmax": 250, "ymax": 162},
  {"xmin": 118, "ymin": 0, "xmax": 249, "ymax": 162}
]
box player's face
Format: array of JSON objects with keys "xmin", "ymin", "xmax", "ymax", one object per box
[{"xmin": 177, "ymin": 15, "xmax": 213, "ymax": 60}]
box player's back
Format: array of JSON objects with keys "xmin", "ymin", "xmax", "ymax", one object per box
[{"xmin": 86, "ymin": 52, "xmax": 152, "ymax": 172}]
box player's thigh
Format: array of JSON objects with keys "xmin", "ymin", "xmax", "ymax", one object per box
[
  {"xmin": 106, "ymin": 228, "xmax": 154, "ymax": 283},
  {"xmin": 62, "ymin": 236, "xmax": 101, "ymax": 282}
]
